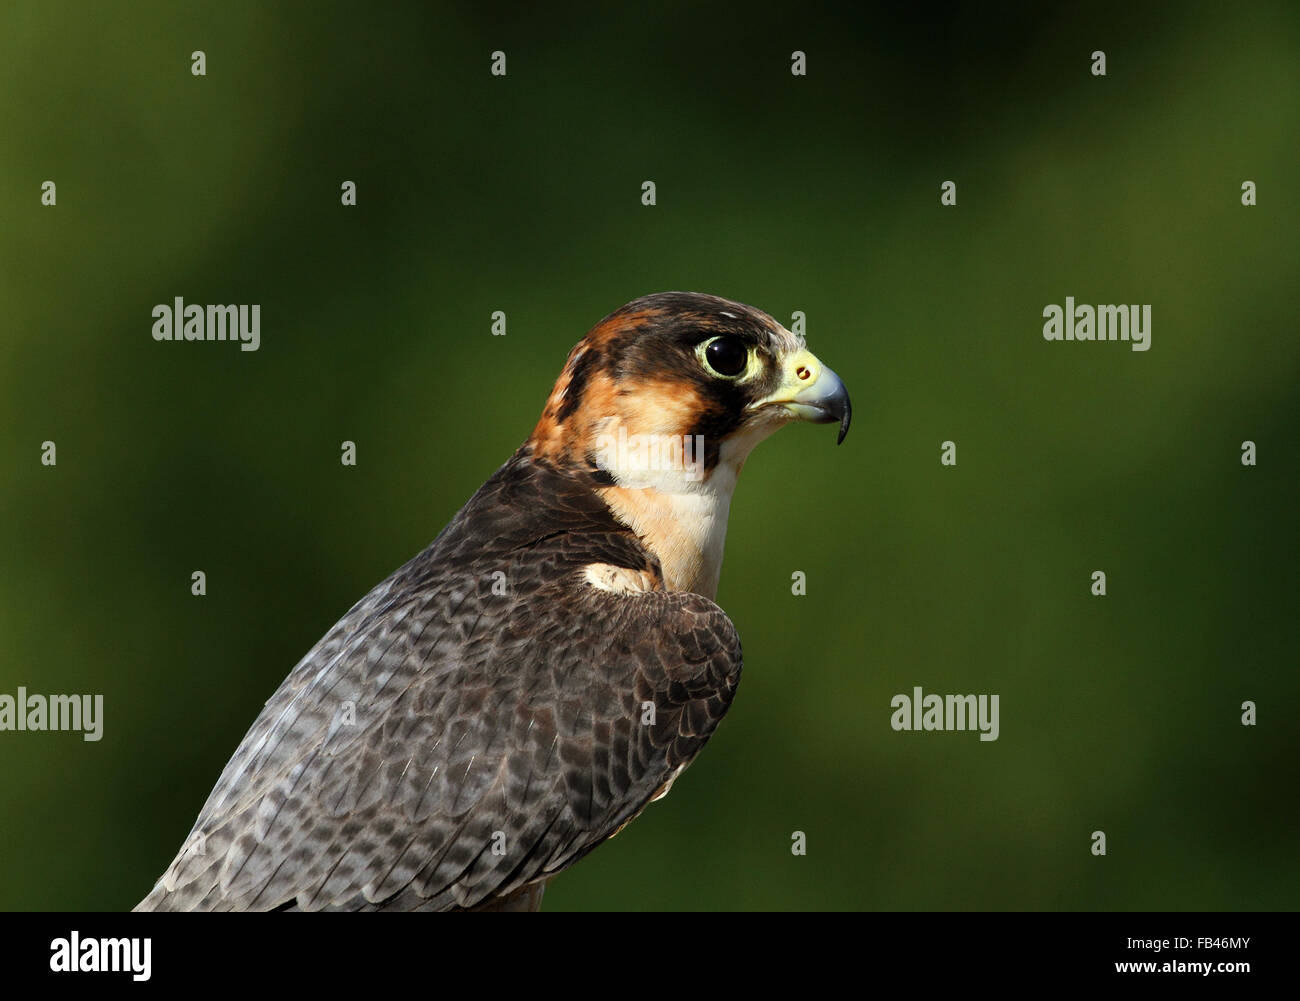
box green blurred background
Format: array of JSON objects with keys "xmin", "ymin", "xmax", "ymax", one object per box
[{"xmin": 1, "ymin": 1, "xmax": 1296, "ymax": 910}]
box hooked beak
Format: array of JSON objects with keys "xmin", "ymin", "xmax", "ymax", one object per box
[{"xmin": 752, "ymin": 348, "xmax": 852, "ymax": 444}]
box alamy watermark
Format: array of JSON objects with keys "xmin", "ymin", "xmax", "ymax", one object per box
[
  {"xmin": 592, "ymin": 427, "xmax": 706, "ymax": 482},
  {"xmin": 152, "ymin": 297, "xmax": 260, "ymax": 352},
  {"xmin": 50, "ymin": 932, "xmax": 150, "ymax": 981},
  {"xmin": 0, "ymin": 687, "xmax": 103, "ymax": 741},
  {"xmin": 1043, "ymin": 297, "xmax": 1151, "ymax": 352},
  {"xmin": 890, "ymin": 686, "xmax": 999, "ymax": 741}
]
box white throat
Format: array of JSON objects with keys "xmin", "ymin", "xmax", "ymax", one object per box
[{"xmin": 593, "ymin": 421, "xmax": 779, "ymax": 599}]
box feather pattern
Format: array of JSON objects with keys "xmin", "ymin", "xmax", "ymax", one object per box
[{"xmin": 136, "ymin": 447, "xmax": 741, "ymax": 911}]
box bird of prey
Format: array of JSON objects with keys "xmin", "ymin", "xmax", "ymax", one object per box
[{"xmin": 136, "ymin": 291, "xmax": 850, "ymax": 911}]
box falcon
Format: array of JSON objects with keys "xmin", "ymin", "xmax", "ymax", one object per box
[{"xmin": 136, "ymin": 291, "xmax": 851, "ymax": 911}]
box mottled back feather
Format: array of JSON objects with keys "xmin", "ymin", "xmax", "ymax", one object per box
[{"xmin": 137, "ymin": 446, "xmax": 742, "ymax": 911}]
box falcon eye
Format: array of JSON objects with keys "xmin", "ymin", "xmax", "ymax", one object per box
[{"xmin": 702, "ymin": 336, "xmax": 749, "ymax": 378}]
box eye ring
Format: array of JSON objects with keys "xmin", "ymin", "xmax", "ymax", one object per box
[{"xmin": 701, "ymin": 335, "xmax": 749, "ymax": 378}]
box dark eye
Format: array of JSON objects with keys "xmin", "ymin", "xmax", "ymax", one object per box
[{"xmin": 703, "ymin": 336, "xmax": 748, "ymax": 377}]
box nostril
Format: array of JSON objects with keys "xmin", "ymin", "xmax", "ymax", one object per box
[{"xmin": 796, "ymin": 366, "xmax": 811, "ymax": 381}]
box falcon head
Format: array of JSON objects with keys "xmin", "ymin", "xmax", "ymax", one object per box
[
  {"xmin": 528, "ymin": 292, "xmax": 851, "ymax": 599},
  {"xmin": 531, "ymin": 291, "xmax": 850, "ymax": 470}
]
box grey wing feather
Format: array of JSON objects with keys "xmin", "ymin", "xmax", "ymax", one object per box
[{"xmin": 136, "ymin": 454, "xmax": 741, "ymax": 911}]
